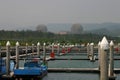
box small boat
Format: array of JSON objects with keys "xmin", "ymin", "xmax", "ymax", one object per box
[
  {"xmin": 13, "ymin": 58, "xmax": 47, "ymax": 78},
  {"xmin": 0, "ymin": 58, "xmax": 6, "ymax": 76},
  {"xmin": 0, "ymin": 58, "xmax": 15, "ymax": 77}
]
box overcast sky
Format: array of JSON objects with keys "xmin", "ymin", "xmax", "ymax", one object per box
[{"xmin": 0, "ymin": 0, "xmax": 120, "ymax": 25}]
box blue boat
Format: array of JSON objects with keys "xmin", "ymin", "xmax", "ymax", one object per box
[
  {"xmin": 13, "ymin": 58, "xmax": 47, "ymax": 78},
  {"xmin": 0, "ymin": 58, "xmax": 15, "ymax": 77},
  {"xmin": 0, "ymin": 58, "xmax": 6, "ymax": 77}
]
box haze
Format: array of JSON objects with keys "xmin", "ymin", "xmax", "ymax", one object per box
[{"xmin": 0, "ymin": 0, "xmax": 120, "ymax": 31}]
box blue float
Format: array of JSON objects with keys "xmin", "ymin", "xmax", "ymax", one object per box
[{"xmin": 13, "ymin": 58, "xmax": 47, "ymax": 78}]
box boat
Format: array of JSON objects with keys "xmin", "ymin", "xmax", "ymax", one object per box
[
  {"xmin": 0, "ymin": 58, "xmax": 6, "ymax": 77},
  {"xmin": 13, "ymin": 58, "xmax": 47, "ymax": 78},
  {"xmin": 0, "ymin": 58, "xmax": 15, "ymax": 77}
]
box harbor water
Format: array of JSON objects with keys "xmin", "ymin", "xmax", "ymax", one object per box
[{"xmin": 17, "ymin": 52, "xmax": 120, "ymax": 80}]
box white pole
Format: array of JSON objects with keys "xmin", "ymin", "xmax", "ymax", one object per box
[
  {"xmin": 37, "ymin": 42, "xmax": 40, "ymax": 57},
  {"xmin": 43, "ymin": 43, "xmax": 46, "ymax": 64},
  {"xmin": 87, "ymin": 43, "xmax": 90, "ymax": 58},
  {"xmin": 90, "ymin": 43, "xmax": 94, "ymax": 60},
  {"xmin": 109, "ymin": 40, "xmax": 114, "ymax": 77},
  {"xmin": 0, "ymin": 43, "xmax": 1, "ymax": 58},
  {"xmin": 57, "ymin": 43, "xmax": 60, "ymax": 55},
  {"xmin": 26, "ymin": 43, "xmax": 28, "ymax": 59},
  {"xmin": 100, "ymin": 36, "xmax": 109, "ymax": 80},
  {"xmin": 98, "ymin": 41, "xmax": 101, "ymax": 70},
  {"xmin": 16, "ymin": 41, "xmax": 20, "ymax": 69},
  {"xmin": 32, "ymin": 43, "xmax": 34, "ymax": 56},
  {"xmin": 52, "ymin": 43, "xmax": 54, "ymax": 53},
  {"xmin": 6, "ymin": 41, "xmax": 10, "ymax": 75}
]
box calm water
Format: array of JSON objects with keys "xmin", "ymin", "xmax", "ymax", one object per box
[
  {"xmin": 18, "ymin": 53, "xmax": 120, "ymax": 80},
  {"xmin": 43, "ymin": 73, "xmax": 99, "ymax": 80}
]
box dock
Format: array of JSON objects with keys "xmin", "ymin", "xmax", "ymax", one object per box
[
  {"xmin": 47, "ymin": 68, "xmax": 120, "ymax": 73},
  {"xmin": 48, "ymin": 68, "xmax": 99, "ymax": 73}
]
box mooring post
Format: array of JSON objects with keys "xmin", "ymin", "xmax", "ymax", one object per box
[
  {"xmin": 98, "ymin": 41, "xmax": 101, "ymax": 70},
  {"xmin": 118, "ymin": 43, "xmax": 120, "ymax": 54},
  {"xmin": 57, "ymin": 43, "xmax": 60, "ymax": 55},
  {"xmin": 90, "ymin": 43, "xmax": 94, "ymax": 60},
  {"xmin": 16, "ymin": 41, "xmax": 20, "ymax": 69},
  {"xmin": 37, "ymin": 42, "xmax": 40, "ymax": 57},
  {"xmin": 32, "ymin": 43, "xmax": 34, "ymax": 56},
  {"xmin": 52, "ymin": 43, "xmax": 54, "ymax": 53},
  {"xmin": 100, "ymin": 36, "xmax": 109, "ymax": 80},
  {"xmin": 87, "ymin": 43, "xmax": 90, "ymax": 58},
  {"xmin": 0, "ymin": 43, "xmax": 1, "ymax": 58},
  {"xmin": 6, "ymin": 41, "xmax": 11, "ymax": 75},
  {"xmin": 43, "ymin": 43, "xmax": 46, "ymax": 64},
  {"xmin": 26, "ymin": 43, "xmax": 28, "ymax": 58},
  {"xmin": 109, "ymin": 40, "xmax": 114, "ymax": 77}
]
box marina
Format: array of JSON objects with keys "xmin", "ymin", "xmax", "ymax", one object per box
[
  {"xmin": 0, "ymin": 0, "xmax": 120, "ymax": 80},
  {"xmin": 0, "ymin": 37, "xmax": 120, "ymax": 80}
]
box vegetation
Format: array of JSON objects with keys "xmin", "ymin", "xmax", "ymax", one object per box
[{"xmin": 0, "ymin": 30, "xmax": 119, "ymax": 46}]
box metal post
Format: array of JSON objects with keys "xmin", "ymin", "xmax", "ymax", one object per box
[
  {"xmin": 26, "ymin": 43, "xmax": 28, "ymax": 59},
  {"xmin": 109, "ymin": 41, "xmax": 114, "ymax": 77},
  {"xmin": 37, "ymin": 42, "xmax": 40, "ymax": 57},
  {"xmin": 98, "ymin": 41, "xmax": 101, "ymax": 70},
  {"xmin": 32, "ymin": 43, "xmax": 34, "ymax": 56},
  {"xmin": 87, "ymin": 43, "xmax": 90, "ymax": 58},
  {"xmin": 0, "ymin": 43, "xmax": 1, "ymax": 58},
  {"xmin": 43, "ymin": 43, "xmax": 46, "ymax": 65},
  {"xmin": 57, "ymin": 43, "xmax": 60, "ymax": 55},
  {"xmin": 90, "ymin": 43, "xmax": 94, "ymax": 60},
  {"xmin": 100, "ymin": 36, "xmax": 109, "ymax": 80},
  {"xmin": 6, "ymin": 41, "xmax": 10, "ymax": 75},
  {"xmin": 16, "ymin": 41, "xmax": 19, "ymax": 69},
  {"xmin": 52, "ymin": 43, "xmax": 54, "ymax": 53}
]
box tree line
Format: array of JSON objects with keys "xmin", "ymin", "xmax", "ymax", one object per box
[{"xmin": 0, "ymin": 30, "xmax": 119, "ymax": 46}]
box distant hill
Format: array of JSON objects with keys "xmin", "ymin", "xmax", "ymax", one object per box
[
  {"xmin": 85, "ymin": 23, "xmax": 120, "ymax": 37},
  {"xmin": 0, "ymin": 22, "xmax": 120, "ymax": 37}
]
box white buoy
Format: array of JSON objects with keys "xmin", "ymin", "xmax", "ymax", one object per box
[
  {"xmin": 16, "ymin": 41, "xmax": 20, "ymax": 69},
  {"xmin": 100, "ymin": 36, "xmax": 109, "ymax": 80},
  {"xmin": 6, "ymin": 41, "xmax": 11, "ymax": 75}
]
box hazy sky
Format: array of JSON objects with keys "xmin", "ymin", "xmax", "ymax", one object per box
[{"xmin": 0, "ymin": 0, "xmax": 120, "ymax": 25}]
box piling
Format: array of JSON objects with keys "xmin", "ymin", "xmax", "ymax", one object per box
[
  {"xmin": 57, "ymin": 43, "xmax": 60, "ymax": 55},
  {"xmin": 87, "ymin": 43, "xmax": 90, "ymax": 58},
  {"xmin": 26, "ymin": 43, "xmax": 28, "ymax": 58},
  {"xmin": 43, "ymin": 43, "xmax": 46, "ymax": 65},
  {"xmin": 90, "ymin": 43, "xmax": 94, "ymax": 61},
  {"xmin": 109, "ymin": 41, "xmax": 115, "ymax": 78},
  {"xmin": 37, "ymin": 42, "xmax": 40, "ymax": 57},
  {"xmin": 32, "ymin": 43, "xmax": 34, "ymax": 56},
  {"xmin": 0, "ymin": 43, "xmax": 1, "ymax": 57},
  {"xmin": 98, "ymin": 41, "xmax": 101, "ymax": 70},
  {"xmin": 6, "ymin": 41, "xmax": 11, "ymax": 75},
  {"xmin": 16, "ymin": 41, "xmax": 20, "ymax": 69},
  {"xmin": 50, "ymin": 43, "xmax": 55, "ymax": 58},
  {"xmin": 52, "ymin": 43, "xmax": 54, "ymax": 53},
  {"xmin": 100, "ymin": 36, "xmax": 109, "ymax": 80}
]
